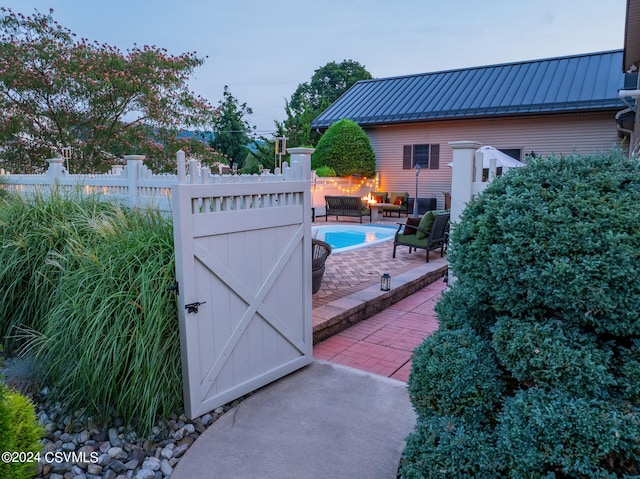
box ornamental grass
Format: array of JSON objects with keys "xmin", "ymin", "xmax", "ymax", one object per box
[{"xmin": 0, "ymin": 190, "xmax": 179, "ymax": 435}]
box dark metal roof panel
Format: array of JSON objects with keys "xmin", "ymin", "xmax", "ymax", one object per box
[{"xmin": 311, "ymin": 50, "xmax": 626, "ymax": 128}]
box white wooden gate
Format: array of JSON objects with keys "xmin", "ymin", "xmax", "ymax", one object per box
[{"xmin": 172, "ymin": 150, "xmax": 313, "ymax": 419}]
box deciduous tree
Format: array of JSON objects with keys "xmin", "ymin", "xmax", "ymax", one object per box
[{"xmin": 0, "ymin": 8, "xmax": 220, "ymax": 173}]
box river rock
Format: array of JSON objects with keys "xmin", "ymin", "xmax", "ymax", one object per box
[
  {"xmin": 135, "ymin": 469, "xmax": 155, "ymax": 479},
  {"xmin": 141, "ymin": 456, "xmax": 161, "ymax": 471}
]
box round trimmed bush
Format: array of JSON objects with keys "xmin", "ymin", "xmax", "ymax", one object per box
[
  {"xmin": 408, "ymin": 328, "xmax": 504, "ymax": 425},
  {"xmin": 616, "ymin": 339, "xmax": 640, "ymax": 404},
  {"xmin": 399, "ymin": 415, "xmax": 498, "ymax": 479},
  {"xmin": 491, "ymin": 316, "xmax": 615, "ymax": 397},
  {"xmin": 314, "ymin": 165, "xmax": 336, "ymax": 177},
  {"xmin": 404, "ymin": 150, "xmax": 640, "ymax": 477},
  {"xmin": 496, "ymin": 389, "xmax": 640, "ymax": 478},
  {"xmin": 446, "ymin": 150, "xmax": 640, "ymax": 337},
  {"xmin": 311, "ymin": 119, "xmax": 376, "ymax": 177}
]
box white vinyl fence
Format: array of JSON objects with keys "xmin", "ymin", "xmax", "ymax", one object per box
[
  {"xmin": 449, "ymin": 141, "xmax": 517, "ymax": 224},
  {"xmin": 1, "ymin": 155, "xmax": 378, "ymax": 218},
  {"xmin": 0, "ymin": 156, "xmax": 177, "ymax": 212}
]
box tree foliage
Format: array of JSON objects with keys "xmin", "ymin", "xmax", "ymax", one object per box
[
  {"xmin": 277, "ymin": 59, "xmax": 371, "ymax": 147},
  {"xmin": 311, "ymin": 119, "xmax": 375, "ymax": 177},
  {"xmin": 0, "ymin": 8, "xmax": 220, "ymax": 173},
  {"xmin": 210, "ymin": 85, "xmax": 256, "ymax": 169},
  {"xmin": 401, "ymin": 150, "xmax": 640, "ymax": 478},
  {"xmin": 290, "ymin": 59, "xmax": 372, "ymax": 114},
  {"xmin": 245, "ymin": 136, "xmax": 278, "ymax": 173}
]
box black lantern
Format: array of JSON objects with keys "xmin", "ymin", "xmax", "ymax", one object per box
[{"xmin": 381, "ymin": 273, "xmax": 391, "ymax": 291}]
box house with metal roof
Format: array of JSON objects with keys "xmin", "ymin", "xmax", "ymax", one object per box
[{"xmin": 311, "ymin": 50, "xmax": 629, "ymax": 209}]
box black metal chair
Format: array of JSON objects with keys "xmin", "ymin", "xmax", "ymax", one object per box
[{"xmin": 392, "ymin": 212, "xmax": 450, "ymax": 263}]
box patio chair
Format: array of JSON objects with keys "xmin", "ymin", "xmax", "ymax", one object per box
[
  {"xmin": 312, "ymin": 239, "xmax": 332, "ymax": 294},
  {"xmin": 392, "ymin": 212, "xmax": 450, "ymax": 263}
]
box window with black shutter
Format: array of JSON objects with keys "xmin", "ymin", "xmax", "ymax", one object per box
[{"xmin": 402, "ymin": 144, "xmax": 440, "ymax": 169}]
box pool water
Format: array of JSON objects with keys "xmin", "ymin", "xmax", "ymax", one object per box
[{"xmin": 312, "ymin": 225, "xmax": 396, "ymax": 253}]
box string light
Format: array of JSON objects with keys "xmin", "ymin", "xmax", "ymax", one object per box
[{"xmin": 314, "ymin": 177, "xmax": 377, "ymax": 194}]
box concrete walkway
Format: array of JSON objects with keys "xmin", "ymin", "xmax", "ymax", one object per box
[{"xmin": 172, "ymin": 361, "xmax": 416, "ymax": 479}]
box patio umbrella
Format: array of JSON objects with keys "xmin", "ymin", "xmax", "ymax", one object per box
[{"xmin": 476, "ymin": 146, "xmax": 526, "ymax": 168}]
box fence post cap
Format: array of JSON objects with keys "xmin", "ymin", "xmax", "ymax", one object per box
[{"xmin": 124, "ymin": 155, "xmax": 146, "ymax": 161}]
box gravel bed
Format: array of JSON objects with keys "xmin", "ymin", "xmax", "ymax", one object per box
[
  {"xmin": 8, "ymin": 379, "xmax": 242, "ymax": 479},
  {"xmin": 0, "ymin": 356, "xmax": 245, "ymax": 479}
]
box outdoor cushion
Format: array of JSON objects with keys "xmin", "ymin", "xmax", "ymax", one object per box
[
  {"xmin": 388, "ymin": 192, "xmax": 407, "ymax": 205},
  {"xmin": 416, "ymin": 210, "xmax": 446, "ymax": 239},
  {"xmin": 404, "ymin": 217, "xmax": 421, "ymax": 235},
  {"xmin": 394, "ymin": 233, "xmax": 426, "ymax": 247},
  {"xmin": 372, "ymin": 192, "xmax": 388, "ymax": 203},
  {"xmin": 393, "ymin": 196, "xmax": 403, "ymax": 205}
]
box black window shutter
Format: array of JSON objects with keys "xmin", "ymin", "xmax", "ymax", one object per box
[
  {"xmin": 430, "ymin": 144, "xmax": 440, "ymax": 169},
  {"xmin": 402, "ymin": 145, "xmax": 412, "ymax": 169}
]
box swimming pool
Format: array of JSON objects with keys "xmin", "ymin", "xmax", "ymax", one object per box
[{"xmin": 311, "ymin": 225, "xmax": 396, "ymax": 253}]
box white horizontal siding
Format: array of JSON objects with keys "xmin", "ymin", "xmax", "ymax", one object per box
[{"xmin": 366, "ymin": 113, "xmax": 627, "ymax": 210}]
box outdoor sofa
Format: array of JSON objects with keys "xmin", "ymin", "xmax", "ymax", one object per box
[
  {"xmin": 324, "ymin": 196, "xmax": 372, "ymax": 223},
  {"xmin": 392, "ymin": 211, "xmax": 450, "ymax": 262}
]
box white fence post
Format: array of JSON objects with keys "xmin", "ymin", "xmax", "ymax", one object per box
[
  {"xmin": 46, "ymin": 158, "xmax": 65, "ymax": 181},
  {"xmin": 124, "ymin": 155, "xmax": 145, "ymax": 208},
  {"xmin": 449, "ymin": 141, "xmax": 481, "ymax": 225},
  {"xmin": 176, "ymin": 150, "xmax": 186, "ymax": 184},
  {"xmin": 286, "ymin": 147, "xmax": 313, "ymax": 181}
]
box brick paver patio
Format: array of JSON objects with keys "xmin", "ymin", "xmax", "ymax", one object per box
[
  {"xmin": 311, "ymin": 216, "xmax": 446, "ymax": 382},
  {"xmin": 313, "ymin": 279, "xmax": 445, "ymax": 382}
]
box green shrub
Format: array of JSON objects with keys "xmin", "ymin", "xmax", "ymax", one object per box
[
  {"xmin": 31, "ymin": 207, "xmax": 178, "ymax": 434},
  {"xmin": 405, "ymin": 150, "xmax": 640, "ymax": 477},
  {"xmin": 399, "ymin": 415, "xmax": 498, "ymax": 479},
  {"xmin": 0, "ymin": 378, "xmax": 43, "ymax": 479},
  {"xmin": 492, "ymin": 316, "xmax": 615, "ymax": 397},
  {"xmin": 496, "ymin": 389, "xmax": 640, "ymax": 478},
  {"xmin": 0, "ymin": 175, "xmax": 8, "ymax": 198},
  {"xmin": 311, "ymin": 119, "xmax": 376, "ymax": 177},
  {"xmin": 446, "ymin": 150, "xmax": 640, "ymax": 337},
  {"xmin": 616, "ymin": 339, "xmax": 640, "ymax": 404},
  {"xmin": 408, "ymin": 328, "xmax": 504, "ymax": 425},
  {"xmin": 314, "ymin": 165, "xmax": 336, "ymax": 177}
]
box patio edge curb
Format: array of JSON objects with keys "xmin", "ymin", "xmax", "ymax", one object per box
[{"xmin": 312, "ymin": 259, "xmax": 448, "ymax": 344}]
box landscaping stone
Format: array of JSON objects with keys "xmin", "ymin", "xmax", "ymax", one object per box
[{"xmin": 29, "ymin": 391, "xmax": 239, "ymax": 479}]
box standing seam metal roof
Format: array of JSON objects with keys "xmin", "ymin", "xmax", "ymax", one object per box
[{"xmin": 310, "ymin": 50, "xmax": 625, "ymax": 128}]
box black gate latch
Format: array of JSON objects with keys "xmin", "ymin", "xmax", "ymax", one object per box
[{"xmin": 185, "ymin": 302, "xmax": 206, "ymax": 314}]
